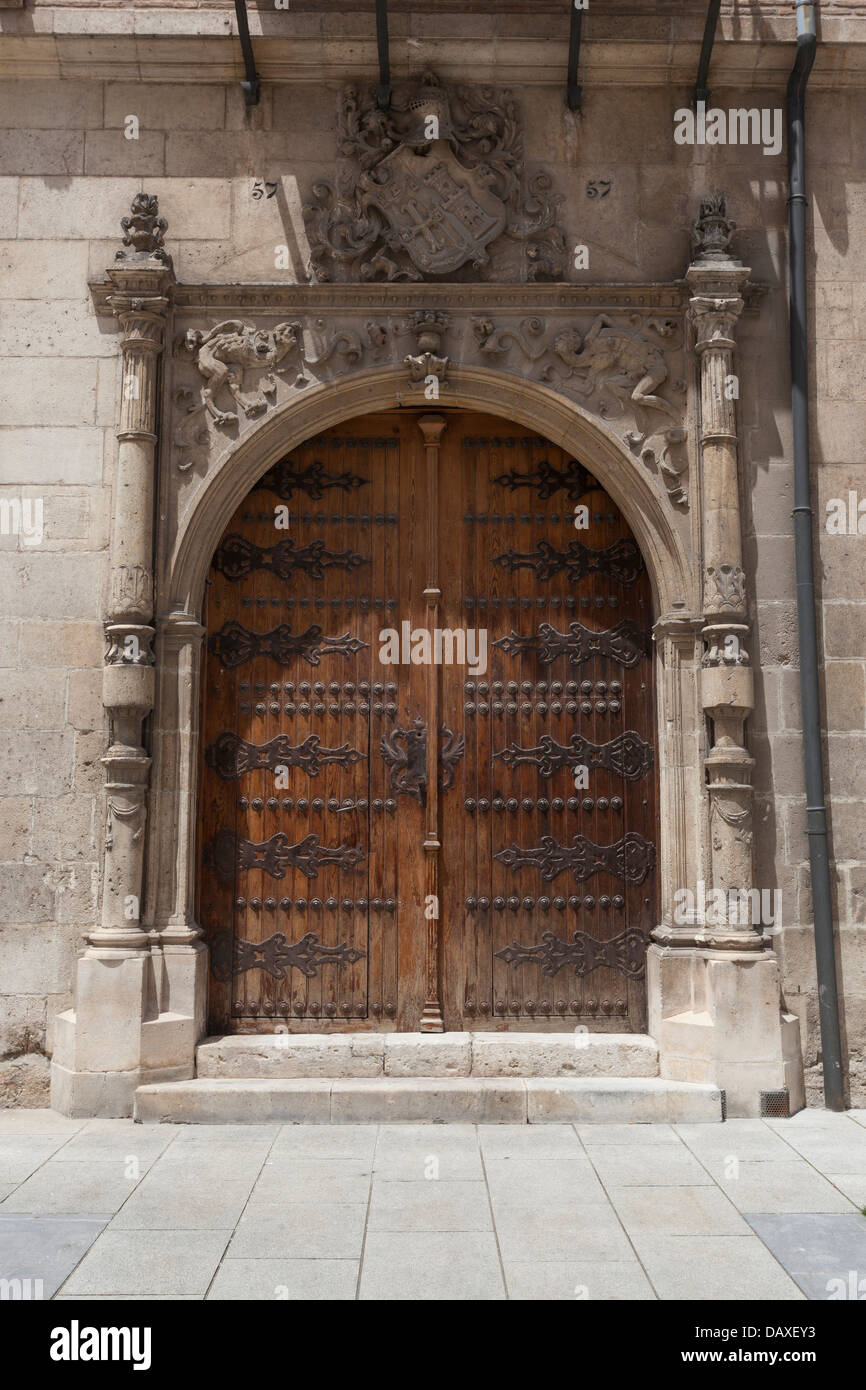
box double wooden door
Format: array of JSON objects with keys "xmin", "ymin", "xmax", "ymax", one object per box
[{"xmin": 198, "ymin": 410, "xmax": 657, "ymax": 1033}]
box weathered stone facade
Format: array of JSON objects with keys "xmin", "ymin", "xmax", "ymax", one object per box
[{"xmin": 0, "ymin": 2, "xmax": 864, "ymax": 1112}]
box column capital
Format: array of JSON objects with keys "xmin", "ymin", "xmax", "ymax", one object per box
[
  {"xmin": 685, "ymin": 193, "xmax": 751, "ymax": 349},
  {"xmin": 686, "ymin": 285, "xmax": 749, "ymax": 352},
  {"xmin": 653, "ymin": 612, "xmax": 703, "ymax": 643},
  {"xmin": 159, "ymin": 610, "xmax": 207, "ymax": 649},
  {"xmin": 417, "ymin": 413, "xmax": 447, "ymax": 445}
]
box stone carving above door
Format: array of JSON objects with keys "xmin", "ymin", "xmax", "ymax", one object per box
[
  {"xmin": 172, "ymin": 317, "xmax": 386, "ymax": 466},
  {"xmin": 176, "ymin": 321, "xmax": 301, "ymax": 426},
  {"xmin": 167, "ymin": 289, "xmax": 694, "ymax": 505},
  {"xmin": 305, "ymin": 70, "xmax": 565, "ymax": 284}
]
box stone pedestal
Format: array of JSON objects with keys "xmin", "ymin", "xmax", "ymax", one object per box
[
  {"xmin": 51, "ymin": 954, "xmax": 201, "ymax": 1118},
  {"xmin": 648, "ymin": 945, "xmax": 805, "ymax": 1118}
]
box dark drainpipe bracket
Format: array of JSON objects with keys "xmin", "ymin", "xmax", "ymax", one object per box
[{"xmin": 234, "ymin": 0, "xmax": 261, "ymax": 108}]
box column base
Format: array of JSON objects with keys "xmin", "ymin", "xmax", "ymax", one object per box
[
  {"xmin": 647, "ymin": 942, "xmax": 805, "ymax": 1118},
  {"xmin": 50, "ymin": 1057, "xmax": 195, "ymax": 1120},
  {"xmin": 50, "ymin": 937, "xmax": 207, "ymax": 1117}
]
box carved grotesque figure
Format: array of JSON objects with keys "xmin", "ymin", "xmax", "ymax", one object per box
[
  {"xmin": 116, "ymin": 192, "xmax": 170, "ymax": 264},
  {"xmin": 182, "ymin": 320, "xmax": 301, "ymax": 425},
  {"xmin": 553, "ymin": 314, "xmax": 680, "ymax": 432}
]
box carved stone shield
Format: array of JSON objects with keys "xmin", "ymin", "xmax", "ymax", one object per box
[{"xmin": 359, "ymin": 143, "xmax": 507, "ymax": 276}]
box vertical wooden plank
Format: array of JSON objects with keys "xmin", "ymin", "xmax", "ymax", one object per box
[{"xmin": 417, "ymin": 414, "xmax": 446, "ymax": 1031}]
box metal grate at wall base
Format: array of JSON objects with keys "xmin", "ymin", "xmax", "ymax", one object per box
[{"xmin": 760, "ymin": 1088, "xmax": 790, "ymax": 1118}]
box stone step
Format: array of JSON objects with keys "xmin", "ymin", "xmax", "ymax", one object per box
[
  {"xmin": 195, "ymin": 1031, "xmax": 660, "ymax": 1080},
  {"xmin": 134, "ymin": 1076, "xmax": 722, "ymax": 1125}
]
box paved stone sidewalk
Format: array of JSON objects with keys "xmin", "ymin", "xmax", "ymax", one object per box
[{"xmin": 1, "ymin": 1109, "xmax": 865, "ymax": 1300}]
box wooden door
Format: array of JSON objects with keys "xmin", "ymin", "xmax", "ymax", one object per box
[
  {"xmin": 198, "ymin": 415, "xmax": 430, "ymax": 1032},
  {"xmin": 437, "ymin": 417, "xmax": 657, "ymax": 1031},
  {"xmin": 198, "ymin": 410, "xmax": 657, "ymax": 1034}
]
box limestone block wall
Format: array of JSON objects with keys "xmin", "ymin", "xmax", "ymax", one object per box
[
  {"xmin": 742, "ymin": 86, "xmax": 866, "ymax": 1103},
  {"xmin": 0, "ymin": 33, "xmax": 863, "ymax": 1103}
]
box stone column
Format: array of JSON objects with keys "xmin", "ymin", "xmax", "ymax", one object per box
[
  {"xmin": 144, "ymin": 611, "xmax": 208, "ymax": 1032},
  {"xmin": 651, "ymin": 613, "xmax": 705, "ymax": 944},
  {"xmin": 686, "ymin": 200, "xmax": 759, "ymax": 951},
  {"xmin": 51, "ymin": 198, "xmax": 189, "ymax": 1116},
  {"xmin": 98, "ymin": 257, "xmax": 171, "ymax": 945},
  {"xmin": 647, "ymin": 196, "xmax": 804, "ymax": 1116}
]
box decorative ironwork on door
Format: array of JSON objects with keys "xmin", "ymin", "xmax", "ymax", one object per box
[
  {"xmin": 198, "ymin": 413, "xmax": 657, "ymax": 1033},
  {"xmin": 436, "ymin": 425, "xmax": 657, "ymax": 1029},
  {"xmin": 198, "ymin": 421, "xmax": 430, "ymax": 1030}
]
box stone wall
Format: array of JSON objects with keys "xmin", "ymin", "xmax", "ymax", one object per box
[{"xmin": 0, "ymin": 9, "xmax": 864, "ymax": 1104}]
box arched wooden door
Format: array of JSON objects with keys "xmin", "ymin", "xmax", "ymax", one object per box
[{"xmin": 197, "ymin": 410, "xmax": 657, "ymax": 1034}]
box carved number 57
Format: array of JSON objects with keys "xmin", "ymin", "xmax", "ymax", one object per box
[
  {"xmin": 252, "ymin": 180, "xmax": 277, "ymax": 201},
  {"xmin": 586, "ymin": 180, "xmax": 611, "ymax": 199}
]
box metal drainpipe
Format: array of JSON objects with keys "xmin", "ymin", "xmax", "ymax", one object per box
[{"xmin": 787, "ymin": 0, "xmax": 845, "ymax": 1109}]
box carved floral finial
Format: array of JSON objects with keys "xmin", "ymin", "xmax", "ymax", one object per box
[
  {"xmin": 691, "ymin": 192, "xmax": 739, "ymax": 264},
  {"xmin": 116, "ymin": 192, "xmax": 171, "ymax": 265}
]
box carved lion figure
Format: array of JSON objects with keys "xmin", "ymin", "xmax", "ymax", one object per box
[{"xmin": 182, "ymin": 320, "xmax": 301, "ymax": 425}]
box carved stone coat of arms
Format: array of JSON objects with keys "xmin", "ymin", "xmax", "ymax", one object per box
[
  {"xmin": 360, "ymin": 143, "xmax": 507, "ymax": 276},
  {"xmin": 306, "ymin": 71, "xmax": 565, "ymax": 283}
]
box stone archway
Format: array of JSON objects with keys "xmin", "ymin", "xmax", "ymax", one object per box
[
  {"xmin": 51, "ymin": 207, "xmax": 803, "ymax": 1116},
  {"xmin": 148, "ymin": 368, "xmax": 700, "ymax": 996},
  {"xmin": 168, "ymin": 365, "xmax": 694, "ymax": 622},
  {"xmin": 193, "ymin": 404, "xmax": 662, "ymax": 1035}
]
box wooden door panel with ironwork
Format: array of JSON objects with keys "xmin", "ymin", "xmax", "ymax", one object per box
[
  {"xmin": 199, "ymin": 409, "xmax": 658, "ymax": 1035},
  {"xmin": 438, "ymin": 421, "xmax": 657, "ymax": 1031},
  {"xmin": 198, "ymin": 420, "xmax": 427, "ymax": 1031}
]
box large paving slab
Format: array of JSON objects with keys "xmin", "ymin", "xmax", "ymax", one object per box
[
  {"xmin": 206, "ymin": 1259, "xmax": 359, "ymax": 1301},
  {"xmin": 580, "ymin": 1142, "xmax": 716, "ymax": 1188},
  {"xmin": 226, "ymin": 1203, "xmax": 368, "ymax": 1261},
  {"xmin": 1, "ymin": 1160, "xmax": 144, "ymax": 1215},
  {"xmin": 59, "ymin": 1228, "xmax": 234, "ymax": 1298},
  {"xmin": 0, "ymin": 1135, "xmax": 76, "ymax": 1184},
  {"xmin": 1, "ymin": 1113, "xmax": 863, "ymax": 1300},
  {"xmin": 746, "ymin": 1214, "xmax": 866, "ymax": 1300},
  {"xmin": 626, "ymin": 1233, "xmax": 806, "ymax": 1301},
  {"xmin": 110, "ymin": 1168, "xmax": 262, "ymax": 1232},
  {"xmin": 606, "ymin": 1185, "xmax": 752, "ymax": 1238},
  {"xmin": 504, "ymin": 1260, "xmax": 657, "ymax": 1301},
  {"xmin": 703, "ymin": 1159, "xmax": 859, "ymax": 1214},
  {"xmin": 0, "ymin": 1213, "xmax": 110, "ymax": 1299},
  {"xmin": 358, "ymin": 1231, "xmax": 505, "ymax": 1300},
  {"xmin": 367, "ymin": 1179, "xmax": 493, "ymax": 1233}
]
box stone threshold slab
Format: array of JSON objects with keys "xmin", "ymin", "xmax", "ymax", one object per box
[
  {"xmin": 134, "ymin": 1077, "xmax": 721, "ymax": 1126},
  {"xmin": 195, "ymin": 1031, "xmax": 660, "ymax": 1080}
]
